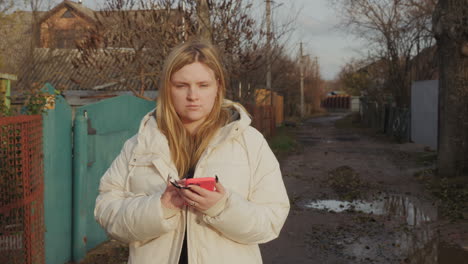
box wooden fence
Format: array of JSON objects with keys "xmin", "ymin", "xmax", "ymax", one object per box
[{"xmin": 245, "ymin": 104, "xmax": 276, "ymax": 137}]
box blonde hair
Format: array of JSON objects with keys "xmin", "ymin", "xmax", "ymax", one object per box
[{"xmin": 156, "ymin": 40, "xmax": 231, "ymax": 178}]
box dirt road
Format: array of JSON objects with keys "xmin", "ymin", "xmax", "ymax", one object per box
[
  {"xmin": 261, "ymin": 113, "xmax": 468, "ymax": 264},
  {"xmin": 79, "ymin": 113, "xmax": 468, "ymax": 264}
]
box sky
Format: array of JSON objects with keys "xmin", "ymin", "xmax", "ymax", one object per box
[
  {"xmin": 274, "ymin": 0, "xmax": 367, "ymax": 80},
  {"xmin": 73, "ymin": 0, "xmax": 367, "ymax": 80}
]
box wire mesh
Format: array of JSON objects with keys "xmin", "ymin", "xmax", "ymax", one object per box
[{"xmin": 0, "ymin": 115, "xmax": 44, "ymax": 264}]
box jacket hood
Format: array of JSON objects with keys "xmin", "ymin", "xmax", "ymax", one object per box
[{"xmin": 134, "ymin": 100, "xmax": 252, "ymax": 158}]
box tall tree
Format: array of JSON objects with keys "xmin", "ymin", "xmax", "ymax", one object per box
[
  {"xmin": 196, "ymin": 0, "xmax": 211, "ymax": 41},
  {"xmin": 75, "ymin": 0, "xmax": 293, "ymax": 103},
  {"xmin": 433, "ymin": 0, "xmax": 468, "ymax": 177},
  {"xmin": 0, "ymin": 0, "xmax": 14, "ymax": 69},
  {"xmin": 0, "ymin": 0, "xmax": 12, "ymax": 15},
  {"xmin": 332, "ymin": 0, "xmax": 436, "ymax": 107}
]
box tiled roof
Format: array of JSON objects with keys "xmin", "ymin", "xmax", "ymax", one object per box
[
  {"xmin": 65, "ymin": 0, "xmax": 98, "ymax": 22},
  {"xmin": 8, "ymin": 1, "xmax": 181, "ymax": 92},
  {"xmin": 37, "ymin": 0, "xmax": 98, "ymax": 25},
  {"xmin": 15, "ymin": 48, "xmax": 159, "ymax": 92}
]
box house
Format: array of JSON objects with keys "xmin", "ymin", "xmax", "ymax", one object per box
[
  {"xmin": 37, "ymin": 0, "xmax": 97, "ymax": 49},
  {"xmin": 37, "ymin": 1, "xmax": 183, "ymax": 49},
  {"xmin": 9, "ymin": 0, "xmax": 184, "ymax": 106}
]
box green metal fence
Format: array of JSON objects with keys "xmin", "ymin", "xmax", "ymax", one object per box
[
  {"xmin": 42, "ymin": 84, "xmax": 155, "ymax": 263},
  {"xmin": 42, "ymin": 84, "xmax": 73, "ymax": 264},
  {"xmin": 72, "ymin": 95, "xmax": 154, "ymax": 261}
]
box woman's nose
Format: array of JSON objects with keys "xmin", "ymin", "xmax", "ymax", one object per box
[{"xmin": 187, "ymin": 86, "xmax": 199, "ymax": 100}]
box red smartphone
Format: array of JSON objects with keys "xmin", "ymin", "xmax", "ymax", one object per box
[{"xmin": 185, "ymin": 177, "xmax": 216, "ymax": 191}]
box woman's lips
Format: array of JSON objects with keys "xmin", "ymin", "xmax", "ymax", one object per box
[{"xmin": 186, "ymin": 105, "xmax": 200, "ymax": 110}]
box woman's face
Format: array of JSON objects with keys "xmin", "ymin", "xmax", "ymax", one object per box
[{"xmin": 170, "ymin": 62, "xmax": 219, "ymax": 131}]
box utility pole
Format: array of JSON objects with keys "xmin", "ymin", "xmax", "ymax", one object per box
[
  {"xmin": 266, "ymin": 0, "xmax": 272, "ymax": 106},
  {"xmin": 300, "ymin": 42, "xmax": 304, "ymax": 118}
]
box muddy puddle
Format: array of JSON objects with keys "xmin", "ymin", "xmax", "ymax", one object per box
[
  {"xmin": 304, "ymin": 114, "xmax": 346, "ymax": 124},
  {"xmin": 294, "ymin": 135, "xmax": 360, "ymax": 146},
  {"xmin": 298, "ymin": 194, "xmax": 468, "ymax": 263}
]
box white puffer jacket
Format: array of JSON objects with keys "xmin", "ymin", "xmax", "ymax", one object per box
[{"xmin": 94, "ymin": 103, "xmax": 290, "ymax": 264}]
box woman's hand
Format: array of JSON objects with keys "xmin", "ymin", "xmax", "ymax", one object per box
[
  {"xmin": 179, "ymin": 182, "xmax": 226, "ymax": 211},
  {"xmin": 161, "ymin": 184, "xmax": 185, "ymax": 211}
]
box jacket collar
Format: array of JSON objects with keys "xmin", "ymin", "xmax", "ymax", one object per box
[
  {"xmin": 207, "ymin": 101, "xmax": 251, "ymax": 148},
  {"xmin": 134, "ymin": 100, "xmax": 252, "ymax": 156}
]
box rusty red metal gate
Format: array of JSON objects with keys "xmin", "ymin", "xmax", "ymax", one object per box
[{"xmin": 0, "ymin": 115, "xmax": 44, "ymax": 264}]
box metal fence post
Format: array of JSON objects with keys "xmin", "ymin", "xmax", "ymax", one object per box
[
  {"xmin": 72, "ymin": 114, "xmax": 88, "ymax": 261},
  {"xmin": 42, "ymin": 83, "xmax": 73, "ymax": 264}
]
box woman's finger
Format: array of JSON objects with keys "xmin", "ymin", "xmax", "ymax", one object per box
[
  {"xmin": 185, "ymin": 184, "xmax": 210, "ymax": 196},
  {"xmin": 181, "ymin": 195, "xmax": 198, "ymax": 206},
  {"xmin": 180, "ymin": 188, "xmax": 203, "ymax": 203},
  {"xmin": 215, "ymin": 182, "xmax": 225, "ymax": 194}
]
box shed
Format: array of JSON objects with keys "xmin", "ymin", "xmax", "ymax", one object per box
[{"xmin": 0, "ymin": 73, "xmax": 18, "ymax": 109}]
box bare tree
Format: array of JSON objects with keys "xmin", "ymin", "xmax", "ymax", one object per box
[
  {"xmin": 74, "ymin": 0, "xmax": 296, "ymax": 103},
  {"xmin": 337, "ymin": 59, "xmax": 371, "ymax": 96},
  {"xmin": 336, "ymin": 57, "xmax": 389, "ymax": 103},
  {"xmin": 332, "ymin": 0, "xmax": 436, "ymax": 107},
  {"xmin": 303, "ymin": 56, "xmax": 325, "ymax": 114},
  {"xmin": 0, "ymin": 0, "xmax": 56, "ymax": 73},
  {"xmin": 195, "ymin": 0, "xmax": 211, "ymax": 41},
  {"xmin": 73, "ymin": 0, "xmax": 186, "ymax": 100},
  {"xmin": 0, "ymin": 0, "xmax": 14, "ymax": 70},
  {"xmin": 433, "ymin": 0, "xmax": 468, "ymax": 177},
  {"xmin": 0, "ymin": 0, "xmax": 12, "ymax": 14}
]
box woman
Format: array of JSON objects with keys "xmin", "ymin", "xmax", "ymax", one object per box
[{"xmin": 94, "ymin": 39, "xmax": 290, "ymax": 264}]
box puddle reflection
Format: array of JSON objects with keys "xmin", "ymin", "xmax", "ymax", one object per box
[
  {"xmin": 301, "ymin": 194, "xmax": 468, "ymax": 263},
  {"xmin": 303, "ymin": 195, "xmax": 436, "ymax": 226}
]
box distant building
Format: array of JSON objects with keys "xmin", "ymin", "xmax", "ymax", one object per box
[
  {"xmin": 7, "ymin": 0, "xmax": 183, "ymax": 106},
  {"xmin": 326, "ymin": 91, "xmax": 347, "ymax": 96},
  {"xmin": 37, "ymin": 0, "xmax": 182, "ymax": 49},
  {"xmin": 38, "ymin": 0, "xmax": 97, "ymax": 49}
]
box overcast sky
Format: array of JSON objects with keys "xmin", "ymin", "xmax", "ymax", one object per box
[
  {"xmin": 76, "ymin": 0, "xmax": 366, "ymax": 80},
  {"xmin": 274, "ymin": 0, "xmax": 367, "ymax": 80}
]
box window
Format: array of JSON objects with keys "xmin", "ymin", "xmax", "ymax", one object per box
[
  {"xmin": 55, "ymin": 30, "xmax": 76, "ymax": 49},
  {"xmin": 62, "ymin": 10, "xmax": 75, "ymax": 18}
]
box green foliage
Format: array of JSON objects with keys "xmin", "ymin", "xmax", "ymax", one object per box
[
  {"xmin": 268, "ymin": 126, "xmax": 298, "ymax": 156},
  {"xmin": 341, "ymin": 71, "xmax": 370, "ymax": 96},
  {"xmin": 1, "ymin": 82, "xmax": 52, "ymax": 116},
  {"xmin": 0, "ymin": 98, "xmax": 11, "ymax": 116},
  {"xmin": 22, "ymin": 87, "xmax": 48, "ymax": 115}
]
